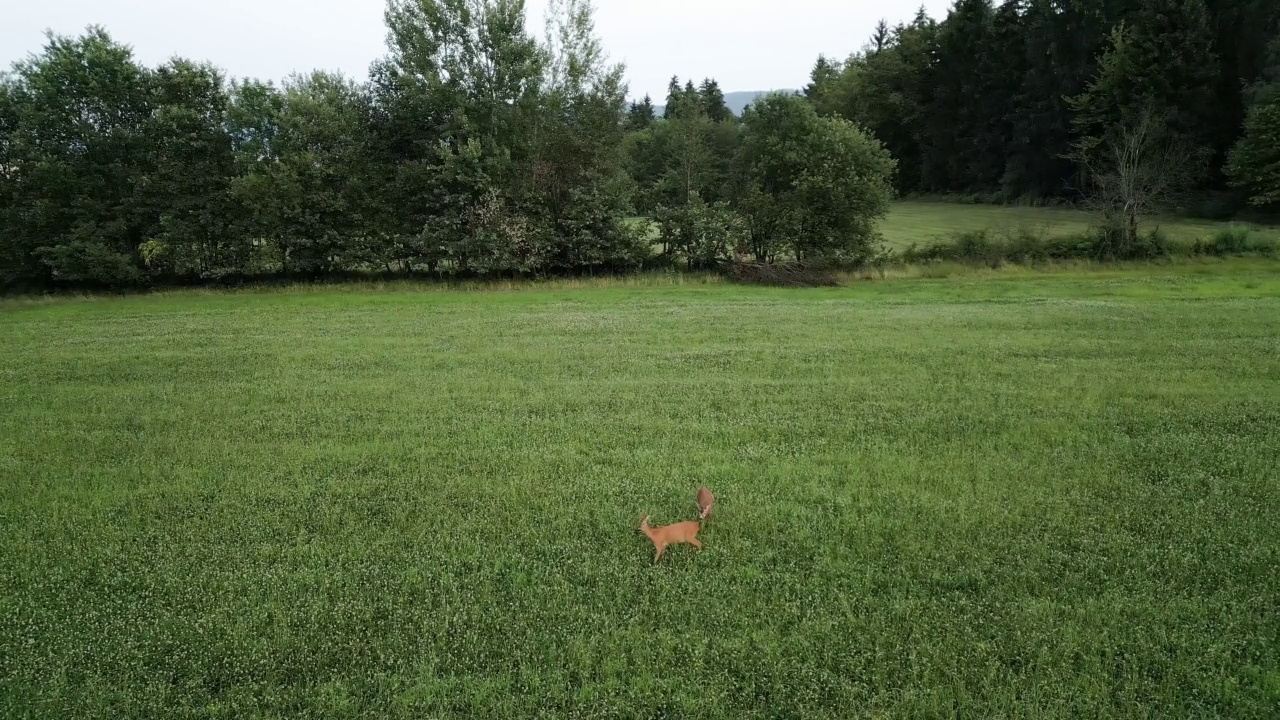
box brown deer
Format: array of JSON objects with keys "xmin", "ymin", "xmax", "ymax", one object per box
[
  {"xmin": 696, "ymin": 486, "xmax": 714, "ymax": 524},
  {"xmin": 639, "ymin": 515, "xmax": 702, "ymax": 564}
]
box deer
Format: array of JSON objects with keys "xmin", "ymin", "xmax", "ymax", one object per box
[
  {"xmin": 696, "ymin": 486, "xmax": 714, "ymax": 524},
  {"xmin": 639, "ymin": 514, "xmax": 702, "ymax": 564}
]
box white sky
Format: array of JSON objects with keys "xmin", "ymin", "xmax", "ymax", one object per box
[{"xmin": 1, "ymin": 0, "xmax": 952, "ymax": 99}]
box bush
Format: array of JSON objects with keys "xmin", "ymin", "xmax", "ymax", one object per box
[
  {"xmin": 900, "ymin": 227, "xmax": 1068, "ymax": 266},
  {"xmin": 1193, "ymin": 226, "xmax": 1280, "ymax": 257},
  {"xmin": 898, "ymin": 224, "xmax": 1186, "ymax": 266},
  {"xmin": 1130, "ymin": 228, "xmax": 1172, "ymax": 259},
  {"xmin": 902, "ymin": 222, "xmax": 1280, "ymax": 266},
  {"xmin": 654, "ymin": 194, "xmax": 749, "ymax": 270},
  {"xmin": 1227, "ymin": 86, "xmax": 1280, "ymax": 209},
  {"xmin": 1195, "ymin": 226, "xmax": 1251, "ymax": 256},
  {"xmin": 549, "ymin": 183, "xmax": 655, "ymax": 274},
  {"xmin": 35, "ymin": 239, "xmax": 144, "ymax": 287},
  {"xmin": 1084, "ymin": 218, "xmax": 1175, "ymax": 260}
]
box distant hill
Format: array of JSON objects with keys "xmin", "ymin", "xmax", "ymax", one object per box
[{"xmin": 648, "ymin": 90, "xmax": 795, "ymax": 119}]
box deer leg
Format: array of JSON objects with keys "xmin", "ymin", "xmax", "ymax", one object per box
[
  {"xmin": 690, "ymin": 538, "xmax": 703, "ymax": 550},
  {"xmin": 654, "ymin": 544, "xmax": 665, "ymax": 563}
]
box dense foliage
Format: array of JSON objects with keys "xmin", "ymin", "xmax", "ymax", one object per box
[
  {"xmin": 805, "ymin": 0, "xmax": 1280, "ymax": 205},
  {"xmin": 1228, "ymin": 38, "xmax": 1280, "ymax": 207},
  {"xmin": 0, "ymin": 1, "xmax": 660, "ymax": 288},
  {"xmin": 736, "ymin": 95, "xmax": 895, "ymax": 264},
  {"xmin": 2, "ymin": 0, "xmax": 1278, "ymax": 289},
  {"xmin": 0, "ymin": 2, "xmax": 896, "ymax": 290}
]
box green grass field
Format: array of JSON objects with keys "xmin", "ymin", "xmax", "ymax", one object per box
[
  {"xmin": 881, "ymin": 201, "xmax": 1280, "ymax": 251},
  {"xmin": 3, "ymin": 261, "xmax": 1279, "ymax": 717}
]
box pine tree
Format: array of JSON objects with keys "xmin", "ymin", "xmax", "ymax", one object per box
[
  {"xmin": 1205, "ymin": 0, "xmax": 1280, "ymax": 164},
  {"xmin": 1071, "ymin": 0, "xmax": 1220, "ymax": 160},
  {"xmin": 804, "ymin": 55, "xmax": 842, "ymax": 116},
  {"xmin": 700, "ymin": 78, "xmax": 731, "ymax": 122},
  {"xmin": 663, "ymin": 76, "xmax": 682, "ymax": 119},
  {"xmin": 1228, "ymin": 37, "xmax": 1280, "ymax": 206},
  {"xmin": 926, "ymin": 0, "xmax": 1001, "ymax": 190},
  {"xmin": 683, "ymin": 80, "xmax": 700, "ymax": 113},
  {"xmin": 1227, "ymin": 95, "xmax": 1280, "ymax": 207},
  {"xmin": 844, "ymin": 11, "xmax": 937, "ymax": 193},
  {"xmin": 870, "ymin": 20, "xmax": 891, "ymax": 54},
  {"xmin": 627, "ymin": 94, "xmax": 656, "ymax": 130},
  {"xmin": 987, "ymin": 0, "xmax": 1028, "ymax": 194},
  {"xmin": 1005, "ymin": 0, "xmax": 1117, "ymax": 196},
  {"xmin": 805, "ymin": 6, "xmax": 939, "ymax": 195}
]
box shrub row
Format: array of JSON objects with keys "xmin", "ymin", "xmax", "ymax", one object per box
[{"xmin": 896, "ymin": 226, "xmax": 1278, "ymax": 267}]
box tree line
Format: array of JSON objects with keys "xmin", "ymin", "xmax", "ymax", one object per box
[
  {"xmin": 2, "ymin": 0, "xmax": 1278, "ymax": 290},
  {"xmin": 0, "ymin": 0, "xmax": 894, "ymax": 290},
  {"xmin": 0, "ymin": 1, "xmax": 646, "ymax": 287}
]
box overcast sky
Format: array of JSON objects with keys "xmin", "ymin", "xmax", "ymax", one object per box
[{"xmin": 1, "ymin": 0, "xmax": 952, "ymax": 100}]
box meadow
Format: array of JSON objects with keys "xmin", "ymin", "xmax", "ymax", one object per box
[
  {"xmin": 2, "ymin": 260, "xmax": 1279, "ymax": 718},
  {"xmin": 630, "ymin": 201, "xmax": 1280, "ymax": 257},
  {"xmin": 879, "ymin": 201, "xmax": 1280, "ymax": 251}
]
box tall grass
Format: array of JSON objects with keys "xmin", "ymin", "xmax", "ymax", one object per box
[{"xmin": 2, "ymin": 265, "xmax": 1279, "ymax": 717}]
